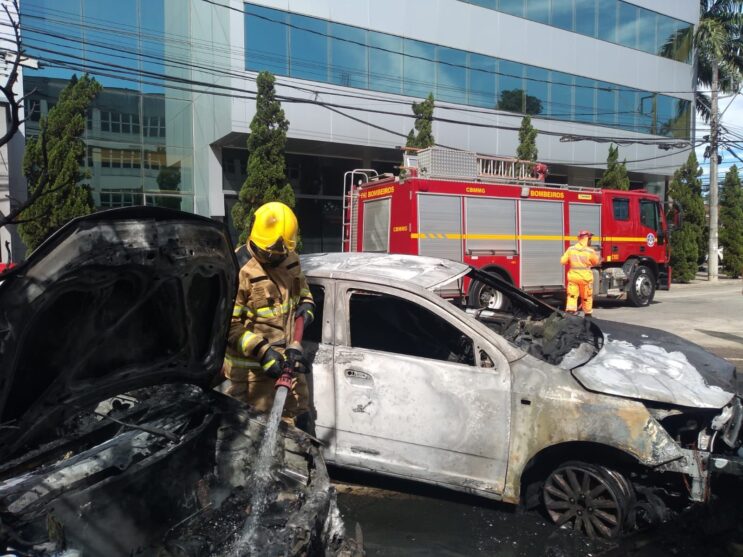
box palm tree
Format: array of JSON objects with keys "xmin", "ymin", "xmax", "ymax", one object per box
[{"xmin": 694, "ymin": 1, "xmax": 743, "ymax": 280}]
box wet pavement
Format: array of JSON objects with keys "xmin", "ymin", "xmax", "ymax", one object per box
[
  {"xmin": 332, "ymin": 467, "xmax": 613, "ymax": 557},
  {"xmin": 332, "ymin": 276, "xmax": 743, "ymax": 556}
]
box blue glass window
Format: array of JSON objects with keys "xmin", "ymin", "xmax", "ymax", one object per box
[
  {"xmin": 369, "ymin": 32, "xmax": 402, "ymax": 94},
  {"xmin": 617, "ymin": 88, "xmax": 638, "ymax": 131},
  {"xmin": 463, "ymin": 0, "xmax": 691, "ymax": 63},
  {"xmin": 498, "ymin": 0, "xmax": 524, "ymax": 18},
  {"xmin": 23, "ymin": 0, "xmax": 83, "ymax": 81},
  {"xmin": 469, "ymin": 54, "xmax": 497, "ymax": 108},
  {"xmin": 656, "ymin": 15, "xmax": 676, "ymax": 57},
  {"xmin": 574, "ymin": 77, "xmax": 596, "ymax": 123},
  {"xmin": 436, "ymin": 47, "xmax": 468, "ymax": 104},
  {"xmin": 574, "ymin": 0, "xmax": 597, "ymax": 37},
  {"xmin": 552, "ymin": 0, "xmax": 574, "ymax": 32},
  {"xmin": 403, "ymin": 39, "xmax": 436, "ymax": 98},
  {"xmin": 289, "ymin": 14, "xmax": 328, "ymax": 82},
  {"xmin": 141, "ymin": 1, "xmax": 166, "ymax": 94},
  {"xmin": 674, "ymin": 100, "xmax": 691, "ymax": 138},
  {"xmin": 551, "ymin": 72, "xmax": 573, "ymax": 120},
  {"xmin": 636, "ymin": 94, "xmax": 657, "ymax": 134},
  {"xmin": 497, "ymin": 61, "xmax": 524, "ymax": 113},
  {"xmin": 245, "ymin": 5, "xmax": 288, "ymax": 75},
  {"xmin": 597, "ymin": 0, "xmax": 617, "ymax": 44},
  {"xmin": 239, "ymin": 5, "xmax": 692, "ymax": 138},
  {"xmin": 525, "ymin": 66, "xmax": 549, "ymax": 116},
  {"xmin": 617, "ymin": 2, "xmax": 638, "ymax": 49},
  {"xmin": 656, "ymin": 95, "xmax": 677, "ymax": 136},
  {"xmin": 596, "ymin": 81, "xmax": 617, "ymax": 126},
  {"xmin": 637, "ymin": 8, "xmax": 657, "ymax": 54},
  {"xmin": 330, "ymin": 22, "xmax": 368, "ymax": 89},
  {"xmin": 526, "ymin": 0, "xmax": 550, "ymax": 24},
  {"xmin": 672, "ymin": 21, "xmax": 693, "ymax": 63},
  {"xmin": 83, "ymin": 0, "xmax": 138, "ymax": 86}
]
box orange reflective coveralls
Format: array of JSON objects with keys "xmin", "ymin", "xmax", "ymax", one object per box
[{"xmin": 560, "ymin": 241, "xmax": 600, "ymax": 315}]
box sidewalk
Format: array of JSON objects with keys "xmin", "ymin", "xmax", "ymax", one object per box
[{"xmin": 666, "ymin": 272, "xmax": 742, "ymax": 290}]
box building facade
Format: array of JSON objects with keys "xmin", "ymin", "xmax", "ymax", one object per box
[{"xmin": 19, "ymin": 0, "xmax": 698, "ymax": 252}]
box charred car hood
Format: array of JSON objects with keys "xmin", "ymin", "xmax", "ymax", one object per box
[
  {"xmin": 0, "ymin": 207, "xmax": 237, "ymax": 457},
  {"xmin": 572, "ymin": 319, "xmax": 738, "ymax": 409}
]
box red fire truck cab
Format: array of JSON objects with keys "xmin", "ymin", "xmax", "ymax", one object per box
[{"xmin": 342, "ymin": 148, "xmax": 670, "ymax": 308}]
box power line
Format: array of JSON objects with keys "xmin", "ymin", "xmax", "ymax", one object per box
[
  {"xmin": 21, "ymin": 45, "xmax": 695, "ymax": 152},
  {"xmin": 11, "ymin": 22, "xmax": 695, "ymax": 138},
  {"xmin": 12, "ymin": 24, "xmax": 682, "ymax": 131},
  {"xmin": 27, "ymin": 50, "xmax": 700, "ymax": 170}
]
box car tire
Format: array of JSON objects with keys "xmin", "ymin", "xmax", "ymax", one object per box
[
  {"xmin": 468, "ymin": 279, "xmax": 511, "ymax": 311},
  {"xmin": 627, "ymin": 265, "xmax": 655, "ymax": 307},
  {"xmin": 543, "ymin": 461, "xmax": 634, "ymax": 539}
]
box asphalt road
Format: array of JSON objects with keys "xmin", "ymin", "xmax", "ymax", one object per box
[
  {"xmin": 334, "ymin": 276, "xmax": 743, "ymax": 556},
  {"xmin": 593, "ymin": 275, "xmax": 743, "ymax": 363}
]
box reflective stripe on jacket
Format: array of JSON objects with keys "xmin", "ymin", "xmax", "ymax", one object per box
[
  {"xmin": 225, "ymin": 244, "xmax": 314, "ymax": 375},
  {"xmin": 560, "ymin": 243, "xmax": 600, "ymax": 282}
]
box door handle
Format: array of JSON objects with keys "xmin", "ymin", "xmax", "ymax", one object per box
[{"xmin": 344, "ymin": 368, "xmax": 373, "ymax": 387}]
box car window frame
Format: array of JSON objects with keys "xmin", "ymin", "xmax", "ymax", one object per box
[
  {"xmin": 305, "ymin": 278, "xmax": 335, "ymax": 346},
  {"xmin": 335, "ymin": 279, "xmax": 507, "ymax": 371}
]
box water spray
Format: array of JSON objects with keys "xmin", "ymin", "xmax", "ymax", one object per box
[{"xmin": 232, "ymin": 315, "xmax": 305, "ymax": 555}]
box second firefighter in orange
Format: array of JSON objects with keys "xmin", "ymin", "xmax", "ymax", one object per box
[{"xmin": 560, "ymin": 230, "xmax": 600, "ymax": 316}]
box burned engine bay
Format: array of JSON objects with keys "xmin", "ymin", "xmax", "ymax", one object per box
[
  {"xmin": 472, "ymin": 308, "xmax": 603, "ymax": 366},
  {"xmin": 0, "ymin": 385, "xmax": 350, "ymax": 556}
]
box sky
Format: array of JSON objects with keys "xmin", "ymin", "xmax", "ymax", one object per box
[{"xmin": 696, "ymin": 92, "xmax": 743, "ymax": 188}]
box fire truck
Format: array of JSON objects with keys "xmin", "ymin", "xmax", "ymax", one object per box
[{"xmin": 342, "ymin": 148, "xmax": 671, "ymax": 308}]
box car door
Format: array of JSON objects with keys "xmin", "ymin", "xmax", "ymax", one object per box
[
  {"xmin": 331, "ymin": 281, "xmax": 512, "ymax": 496},
  {"xmin": 303, "ymin": 280, "xmax": 337, "ymax": 460}
]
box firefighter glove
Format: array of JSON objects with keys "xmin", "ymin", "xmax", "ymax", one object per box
[
  {"xmin": 260, "ymin": 347, "xmax": 284, "ymax": 379},
  {"xmin": 295, "ymin": 302, "xmax": 315, "ymax": 328},
  {"xmin": 285, "ymin": 347, "xmax": 310, "ymax": 374}
]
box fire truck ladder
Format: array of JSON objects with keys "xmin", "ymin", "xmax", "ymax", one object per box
[
  {"xmin": 476, "ymin": 154, "xmax": 535, "ymax": 181},
  {"xmin": 414, "ymin": 147, "xmax": 542, "ymax": 183},
  {"xmin": 342, "ymin": 169, "xmax": 378, "ymax": 252}
]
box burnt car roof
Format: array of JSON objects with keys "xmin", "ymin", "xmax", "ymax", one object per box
[
  {"xmin": 0, "ymin": 207, "xmax": 237, "ymax": 457},
  {"xmin": 301, "ymin": 252, "xmax": 470, "ymax": 290}
]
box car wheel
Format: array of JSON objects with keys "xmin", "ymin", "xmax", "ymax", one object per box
[
  {"xmin": 543, "ymin": 462, "xmax": 634, "ymax": 538},
  {"xmin": 627, "ymin": 265, "xmax": 655, "ymax": 307},
  {"xmin": 468, "ymin": 279, "xmax": 511, "ymax": 311}
]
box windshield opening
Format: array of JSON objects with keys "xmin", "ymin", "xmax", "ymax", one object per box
[{"xmin": 440, "ymin": 269, "xmax": 604, "ymax": 368}]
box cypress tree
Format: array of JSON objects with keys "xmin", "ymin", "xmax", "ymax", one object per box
[
  {"xmin": 231, "ymin": 71, "xmax": 295, "ymax": 246},
  {"xmin": 406, "ymin": 93, "xmax": 435, "ymax": 149},
  {"xmin": 668, "ymin": 152, "xmax": 706, "ymax": 282},
  {"xmin": 516, "ymin": 115, "xmax": 538, "ymax": 162},
  {"xmin": 18, "ymin": 75, "xmax": 101, "ymax": 252},
  {"xmin": 597, "ymin": 144, "xmax": 630, "ymax": 190},
  {"xmin": 720, "ymin": 165, "xmax": 743, "ymax": 278}
]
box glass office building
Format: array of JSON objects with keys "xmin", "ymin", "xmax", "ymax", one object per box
[
  {"xmin": 21, "ymin": 0, "xmax": 194, "ymax": 212},
  {"xmin": 18, "ymin": 0, "xmax": 698, "ymax": 252}
]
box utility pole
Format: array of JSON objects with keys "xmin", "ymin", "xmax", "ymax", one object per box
[{"xmin": 708, "ymin": 60, "xmax": 720, "ymax": 282}]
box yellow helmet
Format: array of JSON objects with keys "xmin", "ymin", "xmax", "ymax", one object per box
[{"xmin": 249, "ymin": 202, "xmax": 298, "ymax": 253}]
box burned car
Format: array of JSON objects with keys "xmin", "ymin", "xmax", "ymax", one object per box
[
  {"xmin": 301, "ymin": 252, "xmax": 742, "ymax": 539},
  {"xmin": 0, "ymin": 208, "xmax": 351, "ymax": 556}
]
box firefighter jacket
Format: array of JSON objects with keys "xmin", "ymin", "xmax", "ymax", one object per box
[
  {"xmin": 560, "ymin": 242, "xmax": 600, "ymax": 282},
  {"xmin": 225, "ymin": 244, "xmax": 314, "ymax": 380}
]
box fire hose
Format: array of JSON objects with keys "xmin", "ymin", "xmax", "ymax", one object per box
[{"xmin": 274, "ymin": 314, "xmax": 305, "ymax": 392}]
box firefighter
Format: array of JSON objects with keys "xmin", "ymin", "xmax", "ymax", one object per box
[
  {"xmin": 560, "ymin": 230, "xmax": 600, "ymax": 317},
  {"xmin": 224, "ymin": 202, "xmax": 315, "ymax": 425}
]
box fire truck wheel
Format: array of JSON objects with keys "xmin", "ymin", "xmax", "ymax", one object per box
[
  {"xmin": 628, "ymin": 265, "xmax": 655, "ymax": 307},
  {"xmin": 468, "ymin": 280, "xmax": 511, "ymax": 311}
]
